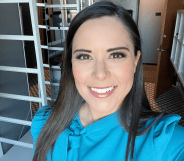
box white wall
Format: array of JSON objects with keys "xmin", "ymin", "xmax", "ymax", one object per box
[
  {"xmin": 138, "ymin": 0, "xmax": 165, "ymax": 64},
  {"xmin": 95, "ymin": 0, "xmax": 139, "ymax": 24}
]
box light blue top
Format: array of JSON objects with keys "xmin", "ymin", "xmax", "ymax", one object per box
[{"xmin": 31, "ymin": 105, "xmax": 184, "ymax": 161}]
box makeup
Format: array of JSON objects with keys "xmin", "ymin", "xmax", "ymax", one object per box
[{"xmin": 89, "ymin": 86, "xmax": 116, "ymax": 98}]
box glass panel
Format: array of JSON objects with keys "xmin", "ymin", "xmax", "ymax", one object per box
[
  {"xmin": 49, "ymin": 50, "xmax": 63, "ymax": 66},
  {"xmin": 37, "ymin": 7, "xmax": 78, "ymax": 27},
  {"xmin": 0, "ymin": 3, "xmax": 33, "ymax": 36}
]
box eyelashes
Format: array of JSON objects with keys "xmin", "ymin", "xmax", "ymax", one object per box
[
  {"xmin": 109, "ymin": 52, "xmax": 127, "ymax": 59},
  {"xmin": 75, "ymin": 52, "xmax": 127, "ymax": 60},
  {"xmin": 76, "ymin": 54, "xmax": 92, "ymax": 60}
]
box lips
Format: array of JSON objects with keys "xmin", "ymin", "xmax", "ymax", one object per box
[{"xmin": 89, "ymin": 86, "xmax": 117, "ymax": 98}]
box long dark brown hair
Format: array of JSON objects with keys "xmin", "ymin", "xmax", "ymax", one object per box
[{"xmin": 32, "ymin": 1, "xmax": 164, "ymax": 161}]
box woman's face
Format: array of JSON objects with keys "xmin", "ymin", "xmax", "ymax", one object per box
[{"xmin": 72, "ymin": 16, "xmax": 141, "ymax": 120}]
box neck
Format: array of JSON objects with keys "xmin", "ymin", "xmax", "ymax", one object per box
[{"xmin": 79, "ymin": 102, "xmax": 94, "ymax": 127}]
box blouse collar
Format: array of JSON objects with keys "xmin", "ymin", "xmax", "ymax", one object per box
[{"xmin": 69, "ymin": 109, "xmax": 122, "ymax": 136}]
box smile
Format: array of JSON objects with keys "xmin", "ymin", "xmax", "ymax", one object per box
[
  {"xmin": 89, "ymin": 86, "xmax": 117, "ymax": 98},
  {"xmin": 90, "ymin": 86, "xmax": 115, "ymax": 94}
]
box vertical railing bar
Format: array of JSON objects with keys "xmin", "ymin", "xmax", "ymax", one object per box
[
  {"xmin": 80, "ymin": 0, "xmax": 83, "ymax": 11},
  {"xmin": 61, "ymin": 0, "xmax": 65, "ymax": 41},
  {"xmin": 0, "ymin": 142, "xmax": 3, "ymax": 158},
  {"xmin": 77, "ymin": 0, "xmax": 80, "ymax": 13},
  {"xmin": 29, "ymin": 0, "xmax": 47, "ymax": 106},
  {"xmin": 43, "ymin": 0, "xmax": 51, "ymax": 108},
  {"xmin": 38, "ymin": 74, "xmax": 42, "ymax": 108}
]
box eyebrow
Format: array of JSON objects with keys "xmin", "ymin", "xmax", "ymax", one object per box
[
  {"xmin": 73, "ymin": 49, "xmax": 91, "ymax": 54},
  {"xmin": 107, "ymin": 47, "xmax": 129, "ymax": 52},
  {"xmin": 73, "ymin": 47, "xmax": 129, "ymax": 54}
]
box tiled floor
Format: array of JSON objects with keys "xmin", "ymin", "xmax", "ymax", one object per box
[{"xmin": 28, "ymin": 66, "xmax": 184, "ymax": 127}]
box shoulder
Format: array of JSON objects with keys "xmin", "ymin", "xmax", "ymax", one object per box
[
  {"xmin": 153, "ymin": 113, "xmax": 184, "ymax": 138},
  {"xmin": 152, "ymin": 113, "xmax": 184, "ymax": 160},
  {"xmin": 31, "ymin": 105, "xmax": 52, "ymax": 138}
]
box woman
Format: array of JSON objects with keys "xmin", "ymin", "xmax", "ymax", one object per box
[{"xmin": 31, "ymin": 1, "xmax": 184, "ymax": 161}]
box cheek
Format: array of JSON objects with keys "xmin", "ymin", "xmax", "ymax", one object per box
[
  {"xmin": 72, "ymin": 64, "xmax": 88, "ymax": 85},
  {"xmin": 114, "ymin": 62, "xmax": 135, "ymax": 85}
]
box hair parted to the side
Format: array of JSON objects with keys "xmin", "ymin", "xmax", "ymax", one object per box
[{"xmin": 32, "ymin": 1, "xmax": 164, "ymax": 161}]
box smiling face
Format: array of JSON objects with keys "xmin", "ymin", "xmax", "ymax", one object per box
[{"xmin": 71, "ymin": 16, "xmax": 141, "ymax": 120}]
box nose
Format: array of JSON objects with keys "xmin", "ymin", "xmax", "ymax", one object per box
[{"xmin": 92, "ymin": 60, "xmax": 110, "ymax": 81}]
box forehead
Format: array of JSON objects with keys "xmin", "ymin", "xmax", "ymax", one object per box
[{"xmin": 72, "ymin": 16, "xmax": 134, "ymax": 52}]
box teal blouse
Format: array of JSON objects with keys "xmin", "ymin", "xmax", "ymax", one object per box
[{"xmin": 31, "ymin": 105, "xmax": 184, "ymax": 161}]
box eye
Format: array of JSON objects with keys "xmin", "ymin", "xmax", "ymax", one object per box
[
  {"xmin": 109, "ymin": 52, "xmax": 127, "ymax": 59},
  {"xmin": 75, "ymin": 53, "xmax": 92, "ymax": 60}
]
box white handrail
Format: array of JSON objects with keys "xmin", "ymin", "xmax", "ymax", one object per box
[
  {"xmin": 0, "ymin": 35, "xmax": 34, "ymax": 41},
  {"xmin": 0, "ymin": 0, "xmax": 30, "ymax": 3},
  {"xmin": 0, "ymin": 66, "xmax": 38, "ymax": 74},
  {"xmin": 0, "ymin": 116, "xmax": 32, "ymax": 126},
  {"xmin": 36, "ymin": 3, "xmax": 78, "ymax": 8},
  {"xmin": 0, "ymin": 93, "xmax": 42, "ymax": 102},
  {"xmin": 0, "ymin": 137, "xmax": 33, "ymax": 149},
  {"xmin": 41, "ymin": 45, "xmax": 64, "ymax": 51},
  {"xmin": 38, "ymin": 25, "xmax": 69, "ymax": 30}
]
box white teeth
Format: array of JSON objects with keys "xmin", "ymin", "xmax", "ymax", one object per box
[{"xmin": 91, "ymin": 86, "xmax": 115, "ymax": 94}]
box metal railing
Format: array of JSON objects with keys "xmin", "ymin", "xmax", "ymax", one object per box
[{"xmin": 0, "ymin": 0, "xmax": 47, "ymax": 157}]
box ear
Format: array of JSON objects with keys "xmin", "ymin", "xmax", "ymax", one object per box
[{"xmin": 134, "ymin": 50, "xmax": 141, "ymax": 74}]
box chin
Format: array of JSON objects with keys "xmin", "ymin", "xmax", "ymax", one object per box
[{"xmin": 92, "ymin": 105, "xmax": 118, "ymax": 114}]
